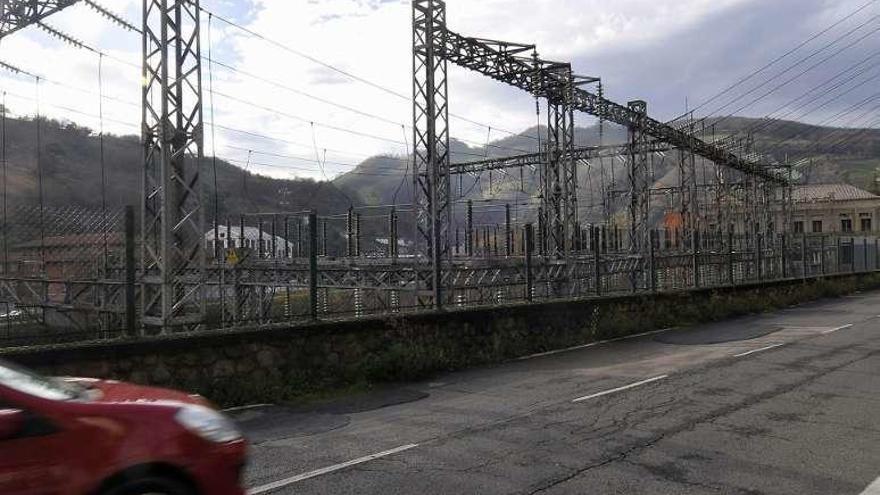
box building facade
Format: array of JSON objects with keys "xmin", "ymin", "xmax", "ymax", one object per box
[{"xmin": 784, "ymin": 184, "xmax": 880, "ymax": 235}]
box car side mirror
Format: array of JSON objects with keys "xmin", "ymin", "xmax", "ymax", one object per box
[{"xmin": 0, "ymin": 409, "xmax": 24, "ymax": 440}]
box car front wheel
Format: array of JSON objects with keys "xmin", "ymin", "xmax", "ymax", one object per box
[{"xmin": 102, "ymin": 476, "xmax": 194, "ymax": 495}]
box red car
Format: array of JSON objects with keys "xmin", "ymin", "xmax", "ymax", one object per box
[{"xmin": 0, "ymin": 358, "xmax": 247, "ymax": 495}]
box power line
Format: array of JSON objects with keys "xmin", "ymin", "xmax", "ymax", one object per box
[
  {"xmin": 198, "ymin": 4, "xmax": 539, "ymax": 142},
  {"xmin": 707, "ymin": 14, "xmax": 880, "ymax": 125},
  {"xmin": 82, "ymin": 0, "xmax": 141, "ymax": 33},
  {"xmin": 691, "ymin": 0, "xmax": 876, "ymax": 115},
  {"xmin": 744, "ymin": 50, "xmax": 880, "ymax": 137},
  {"xmin": 0, "ymin": 59, "xmax": 138, "ymax": 108},
  {"xmin": 35, "ymin": 22, "xmax": 140, "ymax": 69},
  {"xmin": 210, "ymin": 89, "xmax": 407, "ymax": 146}
]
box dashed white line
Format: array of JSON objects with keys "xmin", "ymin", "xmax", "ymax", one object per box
[
  {"xmin": 572, "ymin": 375, "xmax": 668, "ymax": 403},
  {"xmin": 821, "ymin": 323, "xmax": 853, "ymax": 335},
  {"xmin": 516, "ymin": 328, "xmax": 674, "ymax": 361},
  {"xmin": 516, "ymin": 342, "xmax": 599, "ymax": 361},
  {"xmin": 858, "ymin": 475, "xmax": 880, "ymax": 494},
  {"xmin": 248, "ymin": 444, "xmax": 419, "ymax": 494},
  {"xmin": 734, "ymin": 343, "xmax": 784, "ymax": 358}
]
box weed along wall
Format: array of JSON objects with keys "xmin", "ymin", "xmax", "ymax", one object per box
[{"xmin": 4, "ymin": 272, "xmax": 880, "ymax": 406}]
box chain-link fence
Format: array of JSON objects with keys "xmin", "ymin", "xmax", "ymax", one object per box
[
  {"xmin": 0, "ymin": 205, "xmax": 129, "ymax": 346},
  {"xmin": 1, "ymin": 203, "xmax": 877, "ymax": 348}
]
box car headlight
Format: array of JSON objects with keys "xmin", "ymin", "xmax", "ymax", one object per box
[{"xmin": 175, "ymin": 405, "xmax": 242, "ymax": 443}]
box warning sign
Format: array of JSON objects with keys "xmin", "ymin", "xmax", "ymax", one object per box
[{"xmin": 226, "ymin": 249, "xmax": 240, "ymax": 266}]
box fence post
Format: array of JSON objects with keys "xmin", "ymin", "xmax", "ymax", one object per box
[
  {"xmin": 296, "ymin": 220, "xmax": 303, "ymax": 258},
  {"xmin": 389, "ymin": 207, "xmax": 398, "ymax": 261},
  {"xmin": 821, "ymin": 235, "xmax": 827, "ymax": 276},
  {"xmin": 239, "ymin": 215, "xmax": 245, "ymax": 251},
  {"xmin": 864, "ymin": 237, "xmax": 868, "ymax": 273},
  {"xmin": 850, "ymin": 236, "xmax": 854, "ymax": 273},
  {"xmin": 649, "ymin": 229, "xmax": 657, "ymax": 292},
  {"xmin": 801, "ymin": 233, "xmax": 807, "ymax": 280},
  {"xmin": 258, "ymin": 218, "xmax": 264, "ymax": 259},
  {"xmin": 836, "ymin": 236, "xmax": 841, "ymax": 274},
  {"xmin": 355, "ymin": 212, "xmax": 362, "ymax": 257},
  {"xmin": 727, "ymin": 230, "xmax": 734, "ymax": 285},
  {"xmin": 754, "ymin": 233, "xmax": 763, "ymax": 282},
  {"xmin": 271, "ymin": 215, "xmax": 277, "ymax": 260},
  {"xmin": 537, "ymin": 207, "xmax": 545, "ymax": 256},
  {"xmin": 321, "ymin": 220, "xmax": 327, "ymax": 257},
  {"xmin": 505, "ymin": 204, "xmax": 512, "ymax": 257},
  {"xmin": 283, "ymin": 217, "xmax": 290, "ymax": 259},
  {"xmin": 593, "ymin": 226, "xmax": 602, "ymax": 295},
  {"xmin": 346, "ymin": 207, "xmax": 354, "ymax": 258},
  {"xmin": 466, "ymin": 199, "xmax": 473, "ymax": 257},
  {"xmin": 308, "ymin": 211, "xmax": 318, "ymax": 320},
  {"xmin": 213, "ymin": 217, "xmax": 219, "ymax": 260},
  {"xmin": 525, "ymin": 223, "xmax": 534, "ymax": 302},
  {"xmin": 781, "ymin": 232, "xmax": 787, "ymax": 279},
  {"xmin": 124, "ymin": 205, "xmax": 136, "ymax": 337},
  {"xmin": 692, "ymin": 230, "xmax": 700, "ymax": 288}
]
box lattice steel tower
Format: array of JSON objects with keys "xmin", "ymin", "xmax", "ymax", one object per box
[
  {"xmin": 141, "ymin": 0, "xmax": 206, "ymax": 331},
  {"xmin": 412, "ymin": 0, "xmax": 451, "ymax": 309}
]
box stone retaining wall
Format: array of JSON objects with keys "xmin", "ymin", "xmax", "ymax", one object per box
[{"xmin": 4, "ymin": 273, "xmax": 879, "ymax": 406}]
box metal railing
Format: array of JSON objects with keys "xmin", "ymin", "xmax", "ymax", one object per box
[{"xmin": 0, "ymin": 204, "xmax": 877, "ymax": 348}]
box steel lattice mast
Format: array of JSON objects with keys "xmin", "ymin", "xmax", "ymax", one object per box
[
  {"xmin": 412, "ymin": 0, "xmax": 786, "ymax": 265},
  {"xmin": 627, "ymin": 100, "xmax": 651, "ymax": 254},
  {"xmin": 412, "ymin": 0, "xmax": 451, "ymax": 308},
  {"xmin": 141, "ymin": 0, "xmax": 205, "ymax": 331}
]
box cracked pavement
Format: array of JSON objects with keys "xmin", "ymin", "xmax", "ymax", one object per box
[{"xmin": 236, "ymin": 291, "xmax": 880, "ymax": 494}]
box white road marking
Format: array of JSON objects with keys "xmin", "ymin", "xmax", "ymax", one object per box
[
  {"xmin": 821, "ymin": 323, "xmax": 853, "ymax": 334},
  {"xmin": 222, "ymin": 403, "xmax": 273, "ymax": 413},
  {"xmin": 572, "ymin": 375, "xmax": 668, "ymax": 403},
  {"xmin": 516, "ymin": 342, "xmax": 598, "ymax": 361},
  {"xmin": 859, "ymin": 475, "xmax": 880, "ymax": 494},
  {"xmin": 516, "ymin": 328, "xmax": 674, "ymax": 361},
  {"xmin": 247, "ymin": 444, "xmax": 419, "ymax": 494},
  {"xmin": 734, "ymin": 343, "xmax": 784, "ymax": 358}
]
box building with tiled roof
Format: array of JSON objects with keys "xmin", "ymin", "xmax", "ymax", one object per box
[
  {"xmin": 786, "ymin": 184, "xmax": 880, "ymax": 234},
  {"xmin": 791, "ymin": 184, "xmax": 879, "ymax": 203}
]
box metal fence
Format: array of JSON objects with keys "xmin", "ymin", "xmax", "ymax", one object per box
[
  {"xmin": 1, "ymin": 204, "xmax": 877, "ymax": 348},
  {"xmin": 0, "ymin": 205, "xmax": 129, "ymax": 345}
]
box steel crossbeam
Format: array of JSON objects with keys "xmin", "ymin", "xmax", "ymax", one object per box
[{"xmin": 0, "ymin": 0, "xmax": 77, "ymax": 38}]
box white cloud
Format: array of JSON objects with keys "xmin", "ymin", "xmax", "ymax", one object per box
[{"xmin": 2, "ymin": 0, "xmax": 875, "ymax": 181}]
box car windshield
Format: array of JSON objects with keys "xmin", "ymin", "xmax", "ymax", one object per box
[{"xmin": 0, "ymin": 359, "xmax": 86, "ymax": 401}]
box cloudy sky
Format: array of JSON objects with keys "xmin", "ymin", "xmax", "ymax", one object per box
[{"xmin": 0, "ymin": 0, "xmax": 878, "ymax": 180}]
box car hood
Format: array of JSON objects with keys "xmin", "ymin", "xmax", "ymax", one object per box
[{"xmin": 63, "ymin": 378, "xmax": 211, "ymax": 408}]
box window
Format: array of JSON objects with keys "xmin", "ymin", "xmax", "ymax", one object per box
[
  {"xmin": 793, "ymin": 221, "xmax": 804, "ymax": 234},
  {"xmin": 812, "ymin": 220, "xmax": 823, "ymax": 233},
  {"xmin": 841, "ymin": 219, "xmax": 853, "ymax": 233},
  {"xmin": 862, "ymin": 218, "xmax": 873, "ymax": 232}
]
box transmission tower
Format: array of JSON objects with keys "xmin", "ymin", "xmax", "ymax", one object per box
[
  {"xmin": 627, "ymin": 100, "xmax": 650, "ymax": 254},
  {"xmin": 140, "ymin": 0, "xmax": 206, "ymax": 331},
  {"xmin": 412, "ymin": 0, "xmax": 451, "ymax": 309}
]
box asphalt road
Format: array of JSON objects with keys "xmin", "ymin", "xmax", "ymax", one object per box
[{"xmin": 231, "ymin": 290, "xmax": 880, "ymax": 494}]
